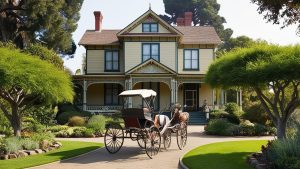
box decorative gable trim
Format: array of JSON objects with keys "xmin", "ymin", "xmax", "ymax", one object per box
[
  {"xmin": 117, "ymin": 9, "xmax": 183, "ymax": 36},
  {"xmin": 126, "ymin": 59, "xmax": 176, "ymax": 75}
]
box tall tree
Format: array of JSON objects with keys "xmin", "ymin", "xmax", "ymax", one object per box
[
  {"xmin": 0, "ymin": 0, "xmax": 83, "ymax": 56},
  {"xmin": 206, "ymin": 43, "xmax": 300, "ymax": 139},
  {"xmin": 251, "ymin": 0, "xmax": 300, "ymax": 35},
  {"xmin": 160, "ymin": 0, "xmax": 233, "ymax": 41},
  {"xmin": 0, "ymin": 47, "xmax": 74, "ymax": 136}
]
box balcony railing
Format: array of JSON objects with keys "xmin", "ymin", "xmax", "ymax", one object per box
[{"xmin": 76, "ymin": 105, "xmax": 122, "ymax": 113}]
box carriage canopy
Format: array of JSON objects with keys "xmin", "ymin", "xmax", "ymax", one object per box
[{"xmin": 119, "ymin": 89, "xmax": 157, "ymax": 98}]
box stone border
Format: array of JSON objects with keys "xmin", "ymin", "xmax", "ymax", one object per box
[
  {"xmin": 28, "ymin": 147, "xmax": 104, "ymax": 169},
  {"xmin": 178, "ymin": 156, "xmax": 189, "ymax": 169}
]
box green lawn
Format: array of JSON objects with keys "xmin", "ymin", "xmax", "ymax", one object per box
[
  {"xmin": 182, "ymin": 140, "xmax": 267, "ymax": 169},
  {"xmin": 0, "ymin": 140, "xmax": 103, "ymax": 169}
]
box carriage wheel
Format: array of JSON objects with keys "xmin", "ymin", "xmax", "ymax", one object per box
[
  {"xmin": 145, "ymin": 126, "xmax": 161, "ymax": 159},
  {"xmin": 137, "ymin": 130, "xmax": 146, "ymax": 149},
  {"xmin": 163, "ymin": 129, "xmax": 171, "ymax": 149},
  {"xmin": 104, "ymin": 123, "xmax": 124, "ymax": 154},
  {"xmin": 176, "ymin": 122, "xmax": 187, "ymax": 150}
]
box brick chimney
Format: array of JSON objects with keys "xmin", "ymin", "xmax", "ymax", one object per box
[
  {"xmin": 176, "ymin": 17, "xmax": 185, "ymax": 26},
  {"xmin": 184, "ymin": 12, "xmax": 193, "ymax": 26},
  {"xmin": 94, "ymin": 11, "xmax": 103, "ymax": 31}
]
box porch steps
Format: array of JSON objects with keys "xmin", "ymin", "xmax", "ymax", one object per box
[
  {"xmin": 160, "ymin": 111, "xmax": 208, "ymax": 125},
  {"xmin": 188, "ymin": 112, "xmax": 208, "ymax": 125}
]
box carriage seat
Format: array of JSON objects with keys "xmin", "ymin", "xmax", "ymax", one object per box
[{"xmin": 122, "ymin": 108, "xmax": 152, "ymax": 128}]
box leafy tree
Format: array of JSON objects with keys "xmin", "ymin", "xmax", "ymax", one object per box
[
  {"xmin": 160, "ymin": 0, "xmax": 233, "ymax": 41},
  {"xmin": 0, "ymin": 0, "xmax": 83, "ymax": 56},
  {"xmin": 251, "ymin": 0, "xmax": 300, "ymax": 35},
  {"xmin": 0, "ymin": 47, "xmax": 74, "ymax": 136},
  {"xmin": 217, "ymin": 36, "xmax": 256, "ymax": 57},
  {"xmin": 206, "ymin": 43, "xmax": 300, "ymax": 139}
]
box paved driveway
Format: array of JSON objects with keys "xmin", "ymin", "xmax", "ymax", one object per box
[{"xmin": 31, "ymin": 126, "xmax": 273, "ymax": 169}]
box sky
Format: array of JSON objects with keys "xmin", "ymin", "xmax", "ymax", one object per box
[{"xmin": 64, "ymin": 0, "xmax": 300, "ymax": 73}]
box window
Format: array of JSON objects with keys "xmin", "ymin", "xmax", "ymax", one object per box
[
  {"xmin": 142, "ymin": 23, "xmax": 158, "ymax": 32},
  {"xmin": 184, "ymin": 49, "xmax": 199, "ymax": 70},
  {"xmin": 105, "ymin": 50, "xmax": 119, "ymax": 71},
  {"xmin": 142, "ymin": 43, "xmax": 159, "ymax": 62},
  {"xmin": 105, "ymin": 84, "xmax": 121, "ymax": 105}
]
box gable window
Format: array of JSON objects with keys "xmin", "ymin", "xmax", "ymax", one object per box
[
  {"xmin": 184, "ymin": 49, "xmax": 199, "ymax": 70},
  {"xmin": 105, "ymin": 50, "xmax": 119, "ymax": 71},
  {"xmin": 104, "ymin": 84, "xmax": 121, "ymax": 105},
  {"xmin": 142, "ymin": 23, "xmax": 158, "ymax": 32},
  {"xmin": 142, "ymin": 43, "xmax": 159, "ymax": 62}
]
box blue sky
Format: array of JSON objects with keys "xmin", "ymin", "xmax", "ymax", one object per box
[{"xmin": 64, "ymin": 0, "xmax": 299, "ymax": 73}]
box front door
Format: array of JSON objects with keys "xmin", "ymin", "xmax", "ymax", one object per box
[{"xmin": 183, "ymin": 84, "xmax": 199, "ymax": 111}]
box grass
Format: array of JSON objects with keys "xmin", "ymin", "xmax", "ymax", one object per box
[
  {"xmin": 0, "ymin": 140, "xmax": 103, "ymax": 169},
  {"xmin": 182, "ymin": 140, "xmax": 268, "ymax": 169}
]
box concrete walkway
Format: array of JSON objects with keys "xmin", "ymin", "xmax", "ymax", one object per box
[{"xmin": 31, "ymin": 126, "xmax": 274, "ymax": 169}]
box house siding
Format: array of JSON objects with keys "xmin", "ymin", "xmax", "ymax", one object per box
[
  {"xmin": 160, "ymin": 83, "xmax": 171, "ymax": 109},
  {"xmin": 130, "ymin": 23, "xmax": 171, "ymax": 33},
  {"xmin": 87, "ymin": 49, "xmax": 124, "ymax": 74},
  {"xmin": 124, "ymin": 42, "xmax": 176, "ymax": 72},
  {"xmin": 87, "ymin": 83, "xmax": 104, "ymax": 105},
  {"xmin": 178, "ymin": 48, "xmax": 214, "ymax": 74}
]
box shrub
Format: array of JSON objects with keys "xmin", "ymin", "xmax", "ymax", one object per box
[
  {"xmin": 22, "ymin": 117, "xmax": 45, "ymax": 133},
  {"xmin": 87, "ymin": 115, "xmax": 106, "ymax": 134},
  {"xmin": 21, "ymin": 138, "xmax": 39, "ymax": 150},
  {"xmin": 3, "ymin": 137, "xmax": 22, "ymax": 154},
  {"xmin": 71, "ymin": 127, "xmax": 87, "ymax": 138},
  {"xmin": 205, "ymin": 119, "xmax": 237, "ymax": 136},
  {"xmin": 210, "ymin": 110, "xmax": 240, "ymax": 124},
  {"xmin": 83, "ymin": 128, "xmax": 95, "ymax": 138},
  {"xmin": 68, "ymin": 116, "xmax": 86, "ymax": 126},
  {"xmin": 31, "ymin": 132, "xmax": 54, "ymax": 143},
  {"xmin": 239, "ymin": 120, "xmax": 255, "ymax": 136},
  {"xmin": 57, "ymin": 111, "xmax": 91, "ymax": 125},
  {"xmin": 47, "ymin": 125, "xmax": 69, "ymax": 133},
  {"xmin": 243, "ymin": 102, "xmax": 269, "ymax": 125},
  {"xmin": 253, "ymin": 123, "xmax": 267, "ymax": 136}
]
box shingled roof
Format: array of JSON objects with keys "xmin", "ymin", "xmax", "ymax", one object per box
[
  {"xmin": 176, "ymin": 26, "xmax": 221, "ymax": 44},
  {"xmin": 79, "ymin": 26, "xmax": 221, "ymax": 46},
  {"xmin": 79, "ymin": 30, "xmax": 120, "ymax": 45}
]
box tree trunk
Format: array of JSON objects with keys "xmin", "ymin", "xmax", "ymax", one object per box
[
  {"xmin": 11, "ymin": 105, "xmax": 21, "ymax": 137},
  {"xmin": 277, "ymin": 119, "xmax": 287, "ymax": 139}
]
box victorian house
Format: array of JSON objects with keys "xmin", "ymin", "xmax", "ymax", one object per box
[{"xmin": 73, "ymin": 9, "xmax": 241, "ymax": 124}]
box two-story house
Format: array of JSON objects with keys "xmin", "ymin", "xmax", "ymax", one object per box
[{"xmin": 73, "ymin": 9, "xmax": 238, "ymax": 124}]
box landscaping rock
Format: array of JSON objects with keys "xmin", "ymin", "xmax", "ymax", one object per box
[
  {"xmin": 40, "ymin": 140, "xmax": 50, "ymax": 150},
  {"xmin": 0, "ymin": 154, "xmax": 9, "ymax": 160},
  {"xmin": 42, "ymin": 149, "xmax": 49, "ymax": 153},
  {"xmin": 54, "ymin": 141, "xmax": 62, "ymax": 147},
  {"xmin": 48, "ymin": 147, "xmax": 54, "ymax": 151},
  {"xmin": 51, "ymin": 144, "xmax": 60, "ymax": 149},
  {"xmin": 35, "ymin": 149, "xmax": 44, "ymax": 154},
  {"xmin": 8, "ymin": 154, "xmax": 18, "ymax": 159},
  {"xmin": 25, "ymin": 150, "xmax": 37, "ymax": 155},
  {"xmin": 18, "ymin": 151, "xmax": 28, "ymax": 157},
  {"xmin": 250, "ymin": 158, "xmax": 259, "ymax": 167},
  {"xmin": 256, "ymin": 164, "xmax": 267, "ymax": 169}
]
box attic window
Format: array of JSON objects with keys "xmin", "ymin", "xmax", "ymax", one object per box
[{"xmin": 142, "ymin": 23, "xmax": 158, "ymax": 32}]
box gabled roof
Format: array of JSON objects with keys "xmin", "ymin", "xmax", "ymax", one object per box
[
  {"xmin": 176, "ymin": 26, "xmax": 222, "ymax": 44},
  {"xmin": 79, "ymin": 30, "xmax": 120, "ymax": 46},
  {"xmin": 117, "ymin": 9, "xmax": 183, "ymax": 36},
  {"xmin": 126, "ymin": 59, "xmax": 176, "ymax": 75}
]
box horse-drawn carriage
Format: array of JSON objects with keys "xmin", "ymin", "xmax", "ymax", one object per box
[{"xmin": 104, "ymin": 89, "xmax": 188, "ymax": 159}]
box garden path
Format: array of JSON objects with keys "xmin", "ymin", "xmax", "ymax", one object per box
[{"xmin": 30, "ymin": 126, "xmax": 273, "ymax": 169}]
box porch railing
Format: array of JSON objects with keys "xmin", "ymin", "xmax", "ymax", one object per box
[{"xmin": 85, "ymin": 105, "xmax": 122, "ymax": 113}]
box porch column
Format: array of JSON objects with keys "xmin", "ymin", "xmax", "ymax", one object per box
[
  {"xmin": 221, "ymin": 89, "xmax": 225, "ymax": 106},
  {"xmin": 171, "ymin": 79, "xmax": 176, "ymax": 105},
  {"xmin": 212, "ymin": 89, "xmax": 215, "ymax": 109},
  {"xmin": 224, "ymin": 90, "xmax": 227, "ymax": 104},
  {"xmin": 239, "ymin": 89, "xmax": 243, "ymax": 110},
  {"xmin": 126, "ymin": 78, "xmax": 133, "ymax": 108},
  {"xmin": 83, "ymin": 80, "xmax": 87, "ymax": 111}
]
